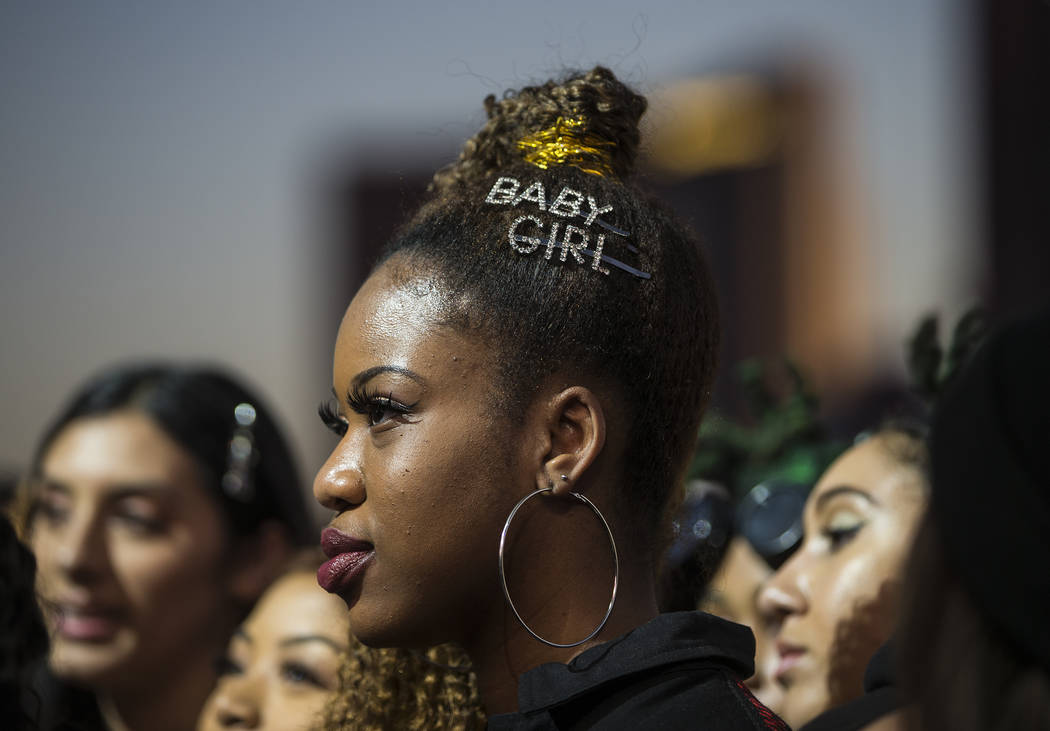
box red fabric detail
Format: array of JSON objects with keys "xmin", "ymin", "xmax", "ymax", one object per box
[{"xmin": 734, "ymin": 679, "xmax": 789, "ymax": 730}]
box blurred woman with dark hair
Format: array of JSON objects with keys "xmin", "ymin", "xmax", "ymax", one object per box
[
  {"xmin": 897, "ymin": 311, "xmax": 1050, "ymax": 730},
  {"xmin": 23, "ymin": 363, "xmax": 312, "ymax": 731}
]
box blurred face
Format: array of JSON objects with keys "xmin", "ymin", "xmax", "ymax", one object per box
[
  {"xmin": 758, "ymin": 435, "xmax": 926, "ymax": 727},
  {"xmin": 198, "ymin": 571, "xmax": 350, "ymax": 731},
  {"xmin": 313, "ymin": 262, "xmax": 534, "ymax": 648},
  {"xmin": 700, "ymin": 536, "xmax": 782, "ymax": 712},
  {"xmin": 30, "ymin": 410, "xmax": 232, "ymax": 691}
]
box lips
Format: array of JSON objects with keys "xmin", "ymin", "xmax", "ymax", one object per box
[
  {"xmin": 52, "ymin": 604, "xmax": 123, "ymax": 642},
  {"xmin": 774, "ymin": 640, "xmax": 807, "ymax": 682},
  {"xmin": 317, "ymin": 527, "xmax": 374, "ymax": 595}
]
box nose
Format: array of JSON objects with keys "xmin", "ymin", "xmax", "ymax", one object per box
[
  {"xmin": 210, "ymin": 676, "xmax": 262, "ymax": 728},
  {"xmin": 757, "ymin": 554, "xmax": 808, "ymax": 626},
  {"xmin": 54, "ymin": 507, "xmax": 109, "ymax": 582},
  {"xmin": 313, "ymin": 438, "xmax": 366, "ymax": 513}
]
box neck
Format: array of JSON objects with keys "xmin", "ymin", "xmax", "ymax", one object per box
[
  {"xmin": 96, "ymin": 651, "xmax": 219, "ymax": 731},
  {"xmin": 465, "ymin": 554, "xmax": 659, "ymax": 716}
]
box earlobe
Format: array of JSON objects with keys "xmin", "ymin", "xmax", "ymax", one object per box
[{"xmin": 539, "ymin": 386, "xmax": 607, "ymax": 497}]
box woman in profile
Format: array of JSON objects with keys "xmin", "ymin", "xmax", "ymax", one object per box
[
  {"xmin": 23, "ymin": 363, "xmax": 313, "ymax": 731},
  {"xmin": 757, "ymin": 425, "xmax": 928, "ymax": 728},
  {"xmin": 757, "ymin": 312, "xmax": 986, "ymax": 730},
  {"xmin": 313, "ymin": 67, "xmax": 785, "ymax": 729}
]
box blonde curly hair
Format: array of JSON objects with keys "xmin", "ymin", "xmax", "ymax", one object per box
[{"xmin": 322, "ymin": 640, "xmax": 486, "ymax": 730}]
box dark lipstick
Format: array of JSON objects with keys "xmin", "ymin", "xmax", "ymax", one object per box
[{"xmin": 317, "ymin": 527, "xmax": 374, "ymax": 594}]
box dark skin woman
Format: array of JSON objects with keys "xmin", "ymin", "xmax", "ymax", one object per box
[{"xmin": 314, "ymin": 67, "xmax": 785, "ymax": 729}]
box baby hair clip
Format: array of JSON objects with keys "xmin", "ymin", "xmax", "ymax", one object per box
[
  {"xmin": 507, "ymin": 216, "xmax": 650, "ymax": 279},
  {"xmin": 485, "ymin": 174, "xmax": 651, "ymax": 280}
]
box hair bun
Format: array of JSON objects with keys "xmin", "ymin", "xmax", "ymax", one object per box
[{"xmin": 432, "ymin": 66, "xmax": 647, "ymax": 191}]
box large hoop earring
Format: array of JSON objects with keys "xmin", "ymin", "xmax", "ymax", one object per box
[{"xmin": 498, "ymin": 487, "xmax": 620, "ymax": 648}]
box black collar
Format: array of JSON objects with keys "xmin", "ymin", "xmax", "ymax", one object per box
[{"xmin": 514, "ymin": 611, "xmax": 756, "ymax": 713}]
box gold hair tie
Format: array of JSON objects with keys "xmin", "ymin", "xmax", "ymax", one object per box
[{"xmin": 516, "ymin": 117, "xmax": 616, "ymax": 178}]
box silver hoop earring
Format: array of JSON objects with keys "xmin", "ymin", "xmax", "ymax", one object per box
[{"xmin": 498, "ymin": 487, "xmax": 619, "ymax": 648}]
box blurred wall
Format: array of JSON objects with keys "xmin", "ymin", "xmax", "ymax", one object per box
[{"xmin": 0, "ymin": 1, "xmax": 979, "ymax": 514}]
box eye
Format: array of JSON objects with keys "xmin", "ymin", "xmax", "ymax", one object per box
[
  {"xmin": 822, "ymin": 510, "xmax": 864, "ymax": 552},
  {"xmin": 318, "ymin": 398, "xmax": 348, "ymax": 437},
  {"xmin": 214, "ymin": 654, "xmax": 243, "ymax": 677},
  {"xmin": 280, "ymin": 660, "xmax": 326, "ymax": 689},
  {"xmin": 364, "ymin": 397, "xmax": 403, "ymax": 428},
  {"xmin": 112, "ymin": 511, "xmax": 164, "ymax": 535},
  {"xmin": 111, "ymin": 498, "xmax": 165, "ymax": 535},
  {"xmin": 31, "ymin": 496, "xmax": 69, "ymax": 527},
  {"xmin": 347, "ymin": 386, "xmax": 416, "ymax": 429}
]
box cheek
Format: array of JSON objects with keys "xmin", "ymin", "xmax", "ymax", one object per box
[
  {"xmin": 29, "ymin": 532, "xmax": 58, "ymax": 587},
  {"xmin": 272, "ymin": 689, "xmax": 331, "ymax": 725},
  {"xmin": 110, "ymin": 529, "xmax": 227, "ymax": 618},
  {"xmin": 817, "ymin": 554, "xmax": 884, "ymax": 627},
  {"xmin": 811, "ymin": 532, "xmax": 910, "ymax": 708},
  {"xmin": 376, "ymin": 426, "xmax": 508, "ymax": 522},
  {"xmin": 821, "ymin": 526, "xmax": 912, "ymax": 623}
]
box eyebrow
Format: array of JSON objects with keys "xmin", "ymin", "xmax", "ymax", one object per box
[
  {"xmin": 37, "ymin": 479, "xmax": 170, "ymax": 499},
  {"xmin": 37, "ymin": 479, "xmax": 71, "ymax": 495},
  {"xmin": 814, "ymin": 486, "xmax": 878, "ymax": 511},
  {"xmin": 280, "ymin": 635, "xmax": 347, "ymax": 653},
  {"xmin": 349, "ymin": 365, "xmax": 424, "ymax": 389}
]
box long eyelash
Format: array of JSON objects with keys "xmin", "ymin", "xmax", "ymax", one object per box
[
  {"xmin": 318, "ymin": 399, "xmax": 348, "ymax": 437},
  {"xmin": 346, "ymin": 383, "xmax": 381, "ymax": 414},
  {"xmin": 346, "ymin": 384, "xmax": 417, "ymax": 419},
  {"xmin": 827, "ymin": 524, "xmax": 862, "ymax": 551}
]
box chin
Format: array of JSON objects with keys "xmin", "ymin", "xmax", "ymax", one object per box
[
  {"xmin": 50, "ymin": 638, "xmax": 136, "ymax": 689},
  {"xmin": 349, "ymin": 617, "xmax": 430, "ymax": 651},
  {"xmin": 347, "ymin": 599, "xmax": 449, "ymax": 652},
  {"xmin": 779, "ymin": 684, "xmax": 829, "ymax": 729}
]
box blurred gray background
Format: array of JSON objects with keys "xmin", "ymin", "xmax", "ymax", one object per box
[{"xmin": 0, "ymin": 1, "xmax": 981, "ymax": 512}]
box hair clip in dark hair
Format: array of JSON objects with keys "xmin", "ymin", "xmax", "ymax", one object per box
[
  {"xmin": 486, "ymin": 175, "xmax": 651, "ymax": 280},
  {"xmin": 222, "ymin": 402, "xmax": 258, "ymax": 502}
]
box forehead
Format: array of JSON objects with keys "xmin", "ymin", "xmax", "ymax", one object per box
[
  {"xmin": 248, "ymin": 572, "xmax": 349, "ymax": 640},
  {"xmin": 334, "ymin": 264, "xmax": 492, "ymax": 386},
  {"xmin": 339, "ymin": 264, "xmax": 451, "ymax": 349},
  {"xmin": 41, "ymin": 410, "xmax": 201, "ymax": 487},
  {"xmin": 809, "ymin": 436, "xmax": 925, "ymax": 507}
]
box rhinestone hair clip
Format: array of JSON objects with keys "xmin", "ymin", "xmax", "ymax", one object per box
[
  {"xmin": 484, "ymin": 175, "xmax": 651, "ymax": 280},
  {"xmin": 222, "ymin": 402, "xmax": 258, "ymax": 502}
]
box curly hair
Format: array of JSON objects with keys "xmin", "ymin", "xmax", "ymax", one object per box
[
  {"xmin": 378, "ymin": 67, "xmax": 720, "ymax": 549},
  {"xmin": 0, "ymin": 514, "xmax": 49, "ymax": 730},
  {"xmin": 322, "ymin": 642, "xmax": 485, "ymax": 730},
  {"xmin": 430, "ymin": 67, "xmax": 646, "ymax": 191}
]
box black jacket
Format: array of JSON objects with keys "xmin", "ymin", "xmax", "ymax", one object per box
[{"xmin": 487, "ymin": 611, "xmax": 789, "ymax": 730}]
